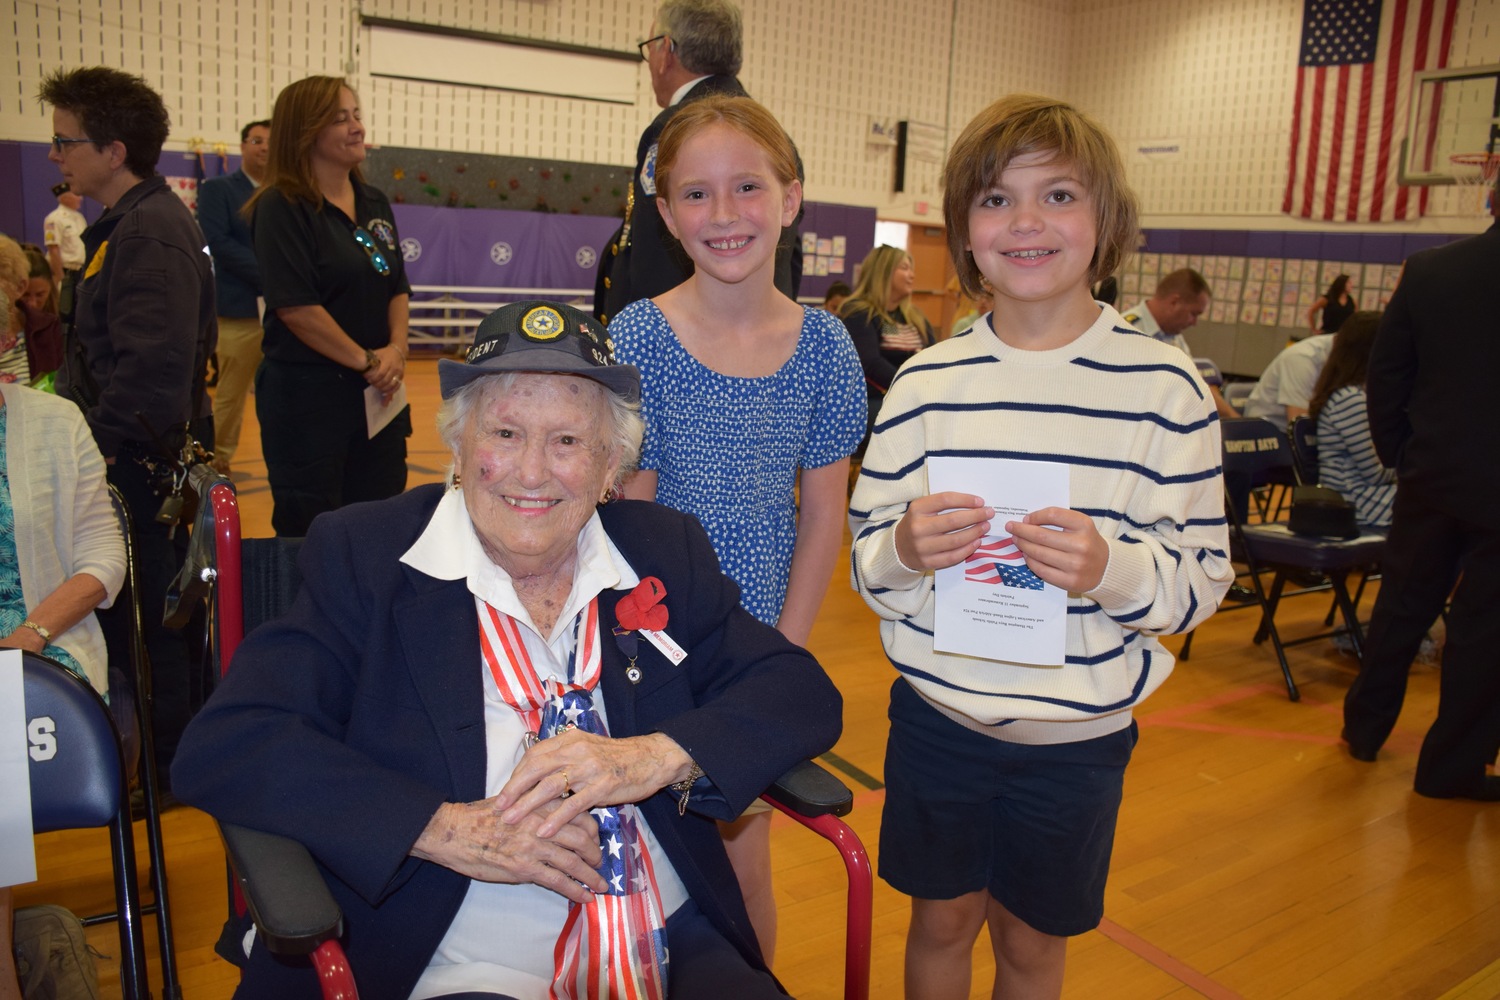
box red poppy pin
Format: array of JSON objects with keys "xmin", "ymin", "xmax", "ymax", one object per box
[{"xmin": 615, "ymin": 576, "xmax": 668, "ymax": 633}]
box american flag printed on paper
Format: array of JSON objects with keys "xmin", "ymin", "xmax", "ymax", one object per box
[
  {"xmin": 963, "ymin": 536, "xmax": 1046, "ymax": 591},
  {"xmin": 1283, "ymin": 0, "xmax": 1458, "ymax": 222}
]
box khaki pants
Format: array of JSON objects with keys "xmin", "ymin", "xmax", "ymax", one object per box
[{"xmin": 211, "ymin": 315, "xmax": 263, "ymax": 467}]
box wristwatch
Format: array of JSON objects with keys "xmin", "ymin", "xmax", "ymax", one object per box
[
  {"xmin": 358, "ymin": 347, "xmax": 379, "ymax": 373},
  {"xmin": 19, "ymin": 619, "xmax": 51, "ymax": 643}
]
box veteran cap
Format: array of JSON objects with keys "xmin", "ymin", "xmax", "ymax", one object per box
[{"xmin": 437, "ymin": 300, "xmax": 640, "ymax": 403}]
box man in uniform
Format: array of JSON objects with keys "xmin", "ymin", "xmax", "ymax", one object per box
[
  {"xmin": 1122, "ymin": 268, "xmax": 1238, "ymax": 419},
  {"xmin": 595, "ymin": 0, "xmax": 799, "ymax": 322},
  {"xmin": 42, "ymin": 181, "xmax": 87, "ymax": 311}
]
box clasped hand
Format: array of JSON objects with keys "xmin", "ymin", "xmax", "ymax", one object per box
[
  {"xmin": 363, "ymin": 344, "xmax": 405, "ymax": 404},
  {"xmin": 895, "ymin": 493, "xmax": 1108, "ymax": 593},
  {"xmin": 412, "ymin": 730, "xmax": 687, "ymax": 902}
]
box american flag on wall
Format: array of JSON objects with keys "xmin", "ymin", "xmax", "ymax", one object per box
[{"xmin": 1284, "ymin": 0, "xmax": 1459, "ymax": 222}]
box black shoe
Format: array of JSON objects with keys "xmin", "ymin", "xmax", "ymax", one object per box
[
  {"xmin": 1415, "ymin": 775, "xmax": 1500, "ymax": 801},
  {"xmin": 1224, "ymin": 584, "xmax": 1258, "ymax": 604},
  {"xmin": 1340, "ymin": 729, "xmax": 1378, "ymax": 762}
]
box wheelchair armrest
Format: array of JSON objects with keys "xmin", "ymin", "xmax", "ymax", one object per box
[
  {"xmin": 760, "ymin": 759, "xmax": 853, "ymax": 818},
  {"xmin": 220, "ymin": 822, "xmax": 343, "ymax": 956}
]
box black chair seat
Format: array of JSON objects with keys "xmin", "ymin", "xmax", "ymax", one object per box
[
  {"xmin": 1240, "ymin": 523, "xmax": 1385, "ymax": 570},
  {"xmin": 1211, "ymin": 418, "xmax": 1387, "ymax": 701}
]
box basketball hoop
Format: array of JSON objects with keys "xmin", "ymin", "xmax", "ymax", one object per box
[{"xmin": 1449, "ymin": 153, "xmax": 1500, "ymax": 217}]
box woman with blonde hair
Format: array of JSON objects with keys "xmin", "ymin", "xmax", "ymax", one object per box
[
  {"xmin": 0, "ymin": 235, "xmax": 64, "ymax": 384},
  {"xmin": 246, "ymin": 75, "xmax": 411, "ymax": 537},
  {"xmin": 839, "ymin": 244, "xmax": 936, "ymax": 445}
]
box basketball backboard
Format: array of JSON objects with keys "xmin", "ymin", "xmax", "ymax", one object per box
[{"xmin": 1398, "ymin": 62, "xmax": 1500, "ymax": 185}]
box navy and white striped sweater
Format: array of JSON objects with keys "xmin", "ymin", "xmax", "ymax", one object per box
[{"xmin": 849, "ymin": 304, "xmax": 1232, "ymax": 744}]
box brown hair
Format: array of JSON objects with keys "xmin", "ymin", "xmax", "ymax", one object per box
[
  {"xmin": 1322, "ymin": 274, "xmax": 1350, "ymax": 303},
  {"xmin": 943, "ymin": 94, "xmax": 1138, "ymax": 297},
  {"xmin": 654, "ymin": 94, "xmax": 799, "ymax": 200},
  {"xmin": 1308, "ymin": 310, "xmax": 1383, "ymax": 419},
  {"xmin": 38, "ymin": 67, "xmax": 171, "ymax": 178},
  {"xmin": 1155, "ymin": 267, "xmax": 1211, "ymax": 300},
  {"xmin": 244, "ymin": 76, "xmax": 363, "ymax": 218}
]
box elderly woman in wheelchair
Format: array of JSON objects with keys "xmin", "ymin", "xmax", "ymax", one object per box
[{"xmin": 174, "ymin": 301, "xmax": 841, "ymax": 1000}]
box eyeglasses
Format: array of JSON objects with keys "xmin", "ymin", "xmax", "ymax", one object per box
[
  {"xmin": 51, "ymin": 134, "xmax": 95, "ymax": 154},
  {"xmin": 352, "ymin": 227, "xmax": 391, "ymax": 276},
  {"xmin": 243, "ymin": 137, "xmax": 268, "ymax": 146},
  {"xmin": 637, "ymin": 34, "xmax": 666, "ymax": 61}
]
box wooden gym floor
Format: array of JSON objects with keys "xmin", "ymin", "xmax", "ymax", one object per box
[{"xmin": 17, "ymin": 356, "xmax": 1499, "ymax": 999}]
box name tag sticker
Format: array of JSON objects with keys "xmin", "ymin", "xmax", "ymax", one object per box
[{"xmin": 640, "ymin": 628, "xmax": 686, "ymax": 665}]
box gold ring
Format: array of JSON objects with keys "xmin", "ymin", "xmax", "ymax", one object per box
[{"xmin": 558, "ymin": 770, "xmax": 570, "ymax": 797}]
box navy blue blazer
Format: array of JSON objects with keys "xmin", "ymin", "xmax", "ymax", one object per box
[
  {"xmin": 198, "ymin": 169, "xmax": 261, "ymax": 318},
  {"xmin": 173, "ymin": 485, "xmax": 841, "ymax": 999}
]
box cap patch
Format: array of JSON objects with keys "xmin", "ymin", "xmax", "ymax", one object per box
[{"xmin": 521, "ymin": 305, "xmax": 566, "ymax": 341}]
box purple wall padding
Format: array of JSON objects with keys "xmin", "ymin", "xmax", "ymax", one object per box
[
  {"xmin": 393, "ymin": 203, "xmax": 617, "ymax": 296},
  {"xmin": 391, "ymin": 200, "xmax": 877, "ymax": 306}
]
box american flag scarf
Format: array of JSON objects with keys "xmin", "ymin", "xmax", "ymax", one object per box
[{"xmin": 478, "ymin": 596, "xmax": 670, "ymax": 1000}]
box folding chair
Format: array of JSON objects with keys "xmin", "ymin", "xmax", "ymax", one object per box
[
  {"xmin": 202, "ymin": 484, "xmax": 873, "ymax": 1000},
  {"xmin": 103, "ymin": 484, "xmax": 182, "ymax": 999},
  {"xmin": 1223, "ymin": 379, "xmax": 1255, "ymax": 413},
  {"xmin": 1193, "ymin": 357, "xmax": 1224, "ymax": 387},
  {"xmin": 23, "ymin": 649, "xmax": 152, "ymax": 1000},
  {"xmin": 1220, "ymin": 418, "xmax": 1385, "ymax": 701},
  {"xmin": 1289, "ymin": 415, "xmax": 1320, "ymax": 485}
]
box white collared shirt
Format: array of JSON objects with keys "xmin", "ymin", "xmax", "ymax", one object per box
[
  {"xmin": 1120, "ymin": 299, "xmax": 1190, "ymax": 356},
  {"xmin": 405, "ymin": 490, "xmax": 690, "ymax": 1000},
  {"xmin": 669, "ymin": 75, "xmax": 710, "ymax": 106}
]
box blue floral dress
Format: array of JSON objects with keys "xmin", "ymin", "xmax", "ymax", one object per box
[
  {"xmin": 0, "ymin": 407, "xmax": 87, "ymax": 678},
  {"xmin": 611, "ymin": 301, "xmax": 866, "ymax": 625}
]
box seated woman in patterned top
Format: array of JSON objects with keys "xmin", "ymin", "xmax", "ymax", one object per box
[{"xmin": 1308, "ymin": 310, "xmax": 1396, "ymax": 528}]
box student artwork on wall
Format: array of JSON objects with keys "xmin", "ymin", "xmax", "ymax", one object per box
[
  {"xmin": 1113, "ymin": 228, "xmax": 1445, "ymax": 327},
  {"xmin": 800, "ymin": 229, "xmax": 856, "ymax": 284}
]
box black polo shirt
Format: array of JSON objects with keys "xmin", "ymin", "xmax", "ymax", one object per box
[{"xmin": 253, "ymin": 179, "xmax": 410, "ymax": 366}]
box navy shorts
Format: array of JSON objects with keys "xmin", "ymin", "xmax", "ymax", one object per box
[{"xmin": 879, "ymin": 678, "xmax": 1137, "ymax": 937}]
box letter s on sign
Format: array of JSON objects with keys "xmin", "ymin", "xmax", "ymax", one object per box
[{"xmin": 28, "ymin": 716, "xmax": 56, "ymax": 762}]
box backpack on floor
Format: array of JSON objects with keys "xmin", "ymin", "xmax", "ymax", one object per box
[{"xmin": 11, "ymin": 904, "xmax": 101, "ymax": 1000}]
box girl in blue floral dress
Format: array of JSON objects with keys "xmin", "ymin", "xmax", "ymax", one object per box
[{"xmin": 610, "ymin": 96, "xmax": 865, "ymax": 965}]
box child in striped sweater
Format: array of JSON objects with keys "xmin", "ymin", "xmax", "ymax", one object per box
[{"xmin": 849, "ymin": 95, "xmax": 1232, "ymax": 999}]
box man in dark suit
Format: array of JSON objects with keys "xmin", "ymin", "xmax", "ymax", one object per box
[
  {"xmin": 596, "ymin": 0, "xmax": 799, "ymax": 322},
  {"xmin": 198, "ymin": 118, "xmax": 269, "ymax": 475},
  {"xmin": 1342, "ymin": 180, "xmax": 1500, "ymax": 801}
]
